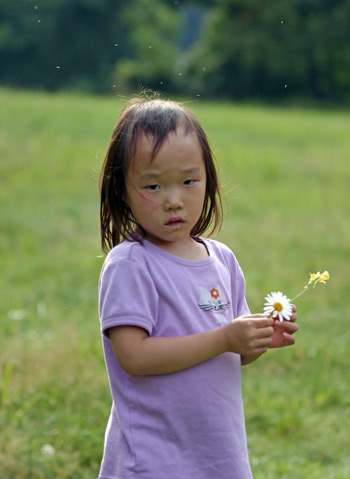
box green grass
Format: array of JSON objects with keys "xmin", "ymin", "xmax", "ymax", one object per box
[{"xmin": 1, "ymin": 88, "xmax": 349, "ymax": 478}]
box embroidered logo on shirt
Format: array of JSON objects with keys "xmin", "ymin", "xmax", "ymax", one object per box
[{"xmin": 198, "ymin": 285, "xmax": 230, "ymax": 325}]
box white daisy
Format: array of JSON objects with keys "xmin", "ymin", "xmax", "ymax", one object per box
[{"xmin": 264, "ymin": 291, "xmax": 293, "ymax": 322}]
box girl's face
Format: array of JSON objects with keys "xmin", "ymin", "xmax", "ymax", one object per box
[{"xmin": 125, "ymin": 129, "xmax": 207, "ymax": 254}]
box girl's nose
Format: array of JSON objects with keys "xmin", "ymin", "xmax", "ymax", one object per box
[{"xmin": 164, "ymin": 190, "xmax": 183, "ymax": 210}]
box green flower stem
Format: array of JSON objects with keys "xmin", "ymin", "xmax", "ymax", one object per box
[{"xmin": 290, "ymin": 287, "xmax": 309, "ymax": 302}]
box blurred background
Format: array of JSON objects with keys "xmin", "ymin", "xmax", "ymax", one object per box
[
  {"xmin": 1, "ymin": 0, "xmax": 349, "ymax": 103},
  {"xmin": 1, "ymin": 1, "xmax": 350, "ymax": 478}
]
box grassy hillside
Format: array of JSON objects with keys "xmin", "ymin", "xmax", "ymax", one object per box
[{"xmin": 0, "ymin": 88, "xmax": 349, "ymax": 478}]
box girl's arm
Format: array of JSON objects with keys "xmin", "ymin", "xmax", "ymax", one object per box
[{"xmin": 109, "ymin": 314, "xmax": 275, "ymax": 376}]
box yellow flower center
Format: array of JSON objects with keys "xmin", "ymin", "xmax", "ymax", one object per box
[{"xmin": 273, "ymin": 302, "xmax": 283, "ymax": 311}]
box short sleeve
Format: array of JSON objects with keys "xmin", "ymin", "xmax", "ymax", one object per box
[
  {"xmin": 99, "ymin": 258, "xmax": 159, "ymax": 339},
  {"xmin": 235, "ymin": 265, "xmax": 251, "ymax": 317}
]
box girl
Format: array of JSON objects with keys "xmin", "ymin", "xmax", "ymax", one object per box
[{"xmin": 98, "ymin": 98, "xmax": 298, "ymax": 479}]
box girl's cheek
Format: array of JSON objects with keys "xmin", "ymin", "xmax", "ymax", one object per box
[{"xmin": 139, "ymin": 192, "xmax": 160, "ymax": 212}]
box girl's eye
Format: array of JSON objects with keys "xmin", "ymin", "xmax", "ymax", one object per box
[
  {"xmin": 184, "ymin": 179, "xmax": 196, "ymax": 186},
  {"xmin": 146, "ymin": 184, "xmax": 160, "ymax": 191}
]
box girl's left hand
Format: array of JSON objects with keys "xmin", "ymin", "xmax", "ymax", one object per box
[{"xmin": 269, "ymin": 304, "xmax": 298, "ymax": 348}]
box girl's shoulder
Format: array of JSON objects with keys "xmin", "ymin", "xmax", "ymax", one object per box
[
  {"xmin": 204, "ymin": 237, "xmax": 243, "ymax": 274},
  {"xmin": 99, "ymin": 240, "xmax": 155, "ymax": 291},
  {"xmin": 100, "ymin": 240, "xmax": 151, "ymax": 280},
  {"xmin": 204, "ymin": 237, "xmax": 236, "ymax": 260},
  {"xmin": 104, "ymin": 239, "xmax": 147, "ymax": 266}
]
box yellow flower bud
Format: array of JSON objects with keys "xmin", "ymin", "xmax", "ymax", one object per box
[
  {"xmin": 308, "ymin": 272, "xmax": 321, "ymax": 286},
  {"xmin": 319, "ymin": 271, "xmax": 330, "ymax": 283}
]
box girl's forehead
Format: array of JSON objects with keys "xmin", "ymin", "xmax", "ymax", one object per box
[
  {"xmin": 133, "ymin": 129, "xmax": 199, "ymax": 157},
  {"xmin": 128, "ymin": 129, "xmax": 203, "ymax": 174},
  {"xmin": 128, "ymin": 134, "xmax": 156, "ymax": 172},
  {"xmin": 133, "ymin": 132, "xmax": 156, "ymax": 157}
]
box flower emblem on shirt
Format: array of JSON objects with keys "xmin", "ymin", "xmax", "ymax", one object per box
[
  {"xmin": 198, "ymin": 285, "xmax": 230, "ymax": 325},
  {"xmin": 210, "ymin": 287, "xmax": 220, "ymax": 299}
]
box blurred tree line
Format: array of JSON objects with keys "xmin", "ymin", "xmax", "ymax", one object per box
[{"xmin": 0, "ymin": 0, "xmax": 349, "ymax": 102}]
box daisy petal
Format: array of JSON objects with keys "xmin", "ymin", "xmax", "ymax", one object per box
[{"xmin": 264, "ymin": 291, "xmax": 292, "ymax": 322}]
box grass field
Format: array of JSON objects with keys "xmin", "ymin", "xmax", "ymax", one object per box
[{"xmin": 0, "ymin": 87, "xmax": 349, "ymax": 478}]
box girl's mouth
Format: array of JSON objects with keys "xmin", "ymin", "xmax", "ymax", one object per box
[{"xmin": 166, "ymin": 217, "xmax": 184, "ymax": 227}]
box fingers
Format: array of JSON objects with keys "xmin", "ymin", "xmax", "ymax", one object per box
[
  {"xmin": 256, "ymin": 326, "xmax": 274, "ymax": 339},
  {"xmin": 229, "ymin": 315, "xmax": 276, "ymax": 355},
  {"xmin": 289, "ymin": 304, "xmax": 297, "ymax": 322},
  {"xmin": 281, "ymin": 332, "xmax": 296, "ymax": 346},
  {"xmin": 275, "ymin": 320, "xmax": 299, "ymax": 334},
  {"xmin": 241, "ymin": 314, "xmax": 275, "ymax": 328},
  {"xmin": 256, "ymin": 337, "xmax": 273, "ymax": 349}
]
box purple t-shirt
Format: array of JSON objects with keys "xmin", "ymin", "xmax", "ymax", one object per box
[{"xmin": 98, "ymin": 237, "xmax": 252, "ymax": 479}]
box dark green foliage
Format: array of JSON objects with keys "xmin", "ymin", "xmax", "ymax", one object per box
[
  {"xmin": 112, "ymin": 0, "xmax": 180, "ymax": 93},
  {"xmin": 0, "ymin": 0, "xmax": 349, "ymax": 101},
  {"xmin": 0, "ymin": 0, "xmax": 130, "ymax": 92},
  {"xmin": 184, "ymin": 0, "xmax": 350, "ymax": 101}
]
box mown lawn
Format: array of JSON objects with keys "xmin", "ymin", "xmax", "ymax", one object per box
[{"xmin": 0, "ymin": 88, "xmax": 349, "ymax": 478}]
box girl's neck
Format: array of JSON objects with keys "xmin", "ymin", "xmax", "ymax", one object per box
[{"xmin": 144, "ymin": 233, "xmax": 209, "ymax": 261}]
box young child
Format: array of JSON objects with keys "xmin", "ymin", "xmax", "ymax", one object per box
[{"xmin": 98, "ymin": 97, "xmax": 298, "ymax": 479}]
